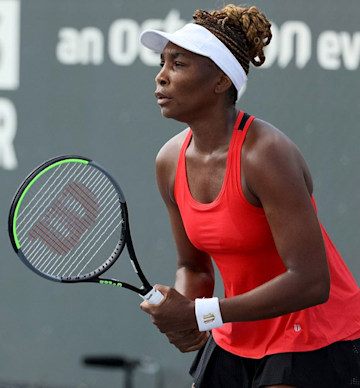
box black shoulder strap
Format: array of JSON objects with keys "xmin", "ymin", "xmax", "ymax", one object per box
[{"xmin": 237, "ymin": 112, "xmax": 251, "ymax": 131}]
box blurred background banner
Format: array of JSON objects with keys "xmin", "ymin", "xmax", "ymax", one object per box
[{"xmin": 0, "ymin": 0, "xmax": 359, "ymax": 387}]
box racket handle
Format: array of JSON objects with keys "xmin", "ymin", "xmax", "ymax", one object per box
[{"xmin": 142, "ymin": 287, "xmax": 164, "ymax": 304}]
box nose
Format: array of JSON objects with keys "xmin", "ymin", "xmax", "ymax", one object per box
[{"xmin": 155, "ymin": 66, "xmax": 168, "ymax": 86}]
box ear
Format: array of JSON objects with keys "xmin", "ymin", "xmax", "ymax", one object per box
[{"xmin": 214, "ymin": 73, "xmax": 233, "ymax": 95}]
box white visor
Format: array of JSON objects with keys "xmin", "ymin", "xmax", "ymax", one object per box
[{"xmin": 140, "ymin": 23, "xmax": 247, "ymax": 92}]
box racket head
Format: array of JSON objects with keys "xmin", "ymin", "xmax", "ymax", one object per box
[{"xmin": 8, "ymin": 155, "xmax": 128, "ymax": 283}]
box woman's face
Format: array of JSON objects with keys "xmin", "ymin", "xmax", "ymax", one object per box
[{"xmin": 155, "ymin": 42, "xmax": 223, "ymax": 123}]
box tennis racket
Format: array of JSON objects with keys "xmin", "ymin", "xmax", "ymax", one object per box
[{"xmin": 8, "ymin": 155, "xmax": 163, "ymax": 304}]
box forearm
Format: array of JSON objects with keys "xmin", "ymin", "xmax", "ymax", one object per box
[
  {"xmin": 219, "ymin": 269, "xmax": 329, "ymax": 323},
  {"xmin": 175, "ymin": 266, "xmax": 214, "ymax": 301},
  {"xmin": 142, "ymin": 268, "xmax": 328, "ymax": 336}
]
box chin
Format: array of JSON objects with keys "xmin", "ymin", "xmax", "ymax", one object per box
[
  {"xmin": 160, "ymin": 108, "xmax": 188, "ymax": 123},
  {"xmin": 160, "ymin": 108, "xmax": 176, "ymax": 119}
]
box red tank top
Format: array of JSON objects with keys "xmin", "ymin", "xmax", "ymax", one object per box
[{"xmin": 174, "ymin": 111, "xmax": 360, "ymax": 358}]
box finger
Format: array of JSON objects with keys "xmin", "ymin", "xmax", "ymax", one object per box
[
  {"xmin": 176, "ymin": 335, "xmax": 209, "ymax": 353},
  {"xmin": 139, "ymin": 300, "xmax": 152, "ymax": 313},
  {"xmin": 181, "ymin": 332, "xmax": 209, "ymax": 352},
  {"xmin": 166, "ymin": 330, "xmax": 209, "ymax": 351},
  {"xmin": 166, "ymin": 329, "xmax": 200, "ymax": 341},
  {"xmin": 153, "ymin": 284, "xmax": 172, "ymax": 298}
]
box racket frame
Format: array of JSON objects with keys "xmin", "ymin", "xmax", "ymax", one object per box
[{"xmin": 8, "ymin": 155, "xmax": 153, "ymax": 297}]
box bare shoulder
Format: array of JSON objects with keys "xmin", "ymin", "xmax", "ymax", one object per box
[
  {"xmin": 243, "ymin": 118, "xmax": 313, "ymax": 196},
  {"xmin": 246, "ymin": 118, "xmax": 300, "ymax": 154},
  {"xmin": 156, "ymin": 128, "xmax": 189, "ymax": 169},
  {"xmin": 156, "ymin": 128, "xmax": 189, "ymax": 204}
]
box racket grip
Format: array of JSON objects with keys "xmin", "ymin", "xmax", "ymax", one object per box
[{"xmin": 142, "ymin": 287, "xmax": 164, "ymax": 304}]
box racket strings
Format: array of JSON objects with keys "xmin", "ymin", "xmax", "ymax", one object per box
[
  {"xmin": 24, "ymin": 167, "xmax": 104, "ymax": 258},
  {"xmin": 28, "ymin": 174, "xmax": 108, "ymax": 271},
  {"xmin": 17, "ymin": 164, "xmax": 64, "ymax": 224},
  {"xmin": 26, "ymin": 181, "xmax": 120, "ymax": 278},
  {"xmin": 47, "ymin": 192, "xmax": 121, "ymax": 278},
  {"xmin": 45, "ymin": 173, "xmax": 120, "ymax": 275},
  {"xmin": 31, "ymin": 170, "xmax": 118, "ymax": 276},
  {"xmin": 17, "ymin": 163, "xmax": 82, "ymax": 234},
  {"xmin": 71, "ymin": 215, "xmax": 123, "ymax": 278},
  {"xmin": 20, "ymin": 165, "xmax": 100, "ymax": 259},
  {"xmin": 19, "ymin": 164, "xmax": 97, "ymax": 240},
  {"xmin": 16, "ymin": 162, "xmax": 125, "ymax": 280}
]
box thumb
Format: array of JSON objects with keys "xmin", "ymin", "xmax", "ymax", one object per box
[
  {"xmin": 140, "ymin": 285, "xmax": 169, "ymax": 310},
  {"xmin": 153, "ymin": 284, "xmax": 171, "ymax": 295}
]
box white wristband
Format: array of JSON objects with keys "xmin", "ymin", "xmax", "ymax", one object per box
[{"xmin": 195, "ymin": 297, "xmax": 224, "ymax": 332}]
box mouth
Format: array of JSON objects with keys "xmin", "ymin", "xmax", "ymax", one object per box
[{"xmin": 155, "ymin": 91, "xmax": 172, "ymax": 106}]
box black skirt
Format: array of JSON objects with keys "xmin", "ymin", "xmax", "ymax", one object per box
[{"xmin": 189, "ymin": 334, "xmax": 360, "ymax": 388}]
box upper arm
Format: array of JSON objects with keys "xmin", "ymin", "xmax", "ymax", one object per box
[{"xmin": 243, "ymin": 120, "xmax": 329, "ymax": 288}]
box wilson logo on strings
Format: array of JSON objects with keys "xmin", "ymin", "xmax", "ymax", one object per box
[{"xmin": 28, "ymin": 182, "xmax": 99, "ymax": 255}]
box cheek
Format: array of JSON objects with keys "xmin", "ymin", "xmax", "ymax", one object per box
[{"xmin": 177, "ymin": 77, "xmax": 215, "ymax": 102}]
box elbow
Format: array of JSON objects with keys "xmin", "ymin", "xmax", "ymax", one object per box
[
  {"xmin": 315, "ymin": 285, "xmax": 330, "ymax": 306},
  {"xmin": 310, "ymin": 274, "xmax": 330, "ymax": 306},
  {"xmin": 294, "ymin": 268, "xmax": 330, "ymax": 309},
  {"xmin": 319, "ymin": 280, "xmax": 330, "ymax": 304},
  {"xmin": 318, "ymin": 266, "xmax": 331, "ymax": 304}
]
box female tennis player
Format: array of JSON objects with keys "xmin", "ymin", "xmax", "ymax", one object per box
[{"xmin": 139, "ymin": 4, "xmax": 360, "ymax": 387}]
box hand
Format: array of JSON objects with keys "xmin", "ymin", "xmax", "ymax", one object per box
[
  {"xmin": 140, "ymin": 284, "xmax": 197, "ymax": 334},
  {"xmin": 166, "ymin": 329, "xmax": 209, "ymax": 353}
]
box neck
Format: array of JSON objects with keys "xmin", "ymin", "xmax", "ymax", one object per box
[{"xmin": 187, "ymin": 106, "xmax": 238, "ymax": 155}]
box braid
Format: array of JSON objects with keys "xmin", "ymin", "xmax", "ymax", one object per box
[
  {"xmin": 193, "ymin": 5, "xmax": 272, "ymax": 75},
  {"xmin": 193, "ymin": 9, "xmax": 251, "ymax": 74}
]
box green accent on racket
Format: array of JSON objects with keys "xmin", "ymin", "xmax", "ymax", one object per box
[
  {"xmin": 13, "ymin": 158, "xmax": 89, "ymax": 249},
  {"xmin": 8, "ymin": 155, "xmax": 164, "ymax": 304}
]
